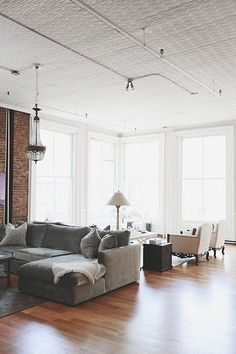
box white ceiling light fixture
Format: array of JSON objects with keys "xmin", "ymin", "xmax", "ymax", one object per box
[
  {"xmin": 126, "ymin": 73, "xmax": 198, "ymax": 95},
  {"xmin": 125, "ymin": 78, "xmax": 135, "ymax": 92},
  {"xmin": 26, "ymin": 64, "xmax": 46, "ymax": 164}
]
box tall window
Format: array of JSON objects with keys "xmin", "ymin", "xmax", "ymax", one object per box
[
  {"xmin": 123, "ymin": 140, "xmax": 160, "ymax": 228},
  {"xmin": 88, "ymin": 137, "xmax": 117, "ymax": 228},
  {"xmin": 35, "ymin": 130, "xmax": 73, "ymax": 223},
  {"xmin": 181, "ymin": 134, "xmax": 227, "ymax": 223}
]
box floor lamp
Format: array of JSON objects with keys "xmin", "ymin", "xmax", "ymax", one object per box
[{"xmin": 107, "ymin": 191, "xmax": 130, "ymax": 230}]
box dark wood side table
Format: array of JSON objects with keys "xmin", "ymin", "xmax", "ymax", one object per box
[
  {"xmin": 0, "ymin": 253, "xmax": 13, "ymax": 286},
  {"xmin": 143, "ymin": 242, "xmax": 172, "ymax": 271}
]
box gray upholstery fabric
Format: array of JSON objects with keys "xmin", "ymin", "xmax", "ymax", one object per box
[
  {"xmin": 9, "ymin": 259, "xmax": 28, "ymax": 274},
  {"xmin": 18, "ymin": 276, "xmax": 105, "ymax": 306},
  {"xmin": 26, "ymin": 223, "xmax": 47, "ymax": 247},
  {"xmin": 0, "ymin": 223, "xmax": 27, "ymax": 246},
  {"xmin": 42, "ymin": 224, "xmax": 91, "ymax": 253},
  {"xmin": 98, "ymin": 229, "xmax": 130, "ymax": 247},
  {"xmin": 14, "ymin": 248, "xmax": 72, "ymax": 262},
  {"xmin": 0, "ymin": 245, "xmax": 33, "ymax": 256},
  {"xmin": 98, "ymin": 244, "xmax": 141, "ymax": 291},
  {"xmin": 18, "ymin": 254, "xmax": 92, "ymax": 283},
  {"xmin": 98, "ymin": 234, "xmax": 117, "ymax": 252},
  {"xmin": 80, "ymin": 228, "xmax": 101, "ymax": 258}
]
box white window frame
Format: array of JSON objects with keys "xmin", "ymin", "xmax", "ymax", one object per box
[
  {"xmin": 174, "ymin": 126, "xmax": 234, "ymax": 238},
  {"xmin": 87, "ymin": 132, "xmax": 119, "ymax": 226},
  {"xmin": 120, "ymin": 133, "xmax": 164, "ymax": 232},
  {"xmin": 29, "ymin": 119, "xmax": 79, "ymax": 223}
]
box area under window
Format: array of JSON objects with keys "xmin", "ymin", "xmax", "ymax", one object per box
[
  {"xmin": 35, "ymin": 130, "xmax": 73, "ymax": 223},
  {"xmin": 88, "ymin": 137, "xmax": 117, "ymax": 228},
  {"xmin": 123, "ymin": 140, "xmax": 160, "ymax": 231},
  {"xmin": 181, "ymin": 134, "xmax": 227, "ymax": 224}
]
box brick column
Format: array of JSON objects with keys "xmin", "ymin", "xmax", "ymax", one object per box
[
  {"xmin": 0, "ymin": 108, "xmax": 6, "ymax": 222},
  {"xmin": 0, "ymin": 107, "xmax": 30, "ymax": 224}
]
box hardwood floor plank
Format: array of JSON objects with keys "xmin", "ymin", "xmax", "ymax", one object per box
[{"xmin": 0, "ymin": 245, "xmax": 236, "ymax": 354}]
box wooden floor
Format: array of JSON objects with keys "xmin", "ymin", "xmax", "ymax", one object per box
[{"xmin": 0, "ymin": 246, "xmax": 236, "ymax": 354}]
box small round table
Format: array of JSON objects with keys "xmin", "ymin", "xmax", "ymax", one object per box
[{"xmin": 0, "ymin": 253, "xmax": 13, "ymax": 286}]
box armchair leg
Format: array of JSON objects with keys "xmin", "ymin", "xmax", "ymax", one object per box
[
  {"xmin": 195, "ymin": 255, "xmax": 199, "ymax": 265},
  {"xmin": 222, "ymin": 246, "xmax": 225, "ymax": 255},
  {"xmin": 206, "ymin": 251, "xmax": 209, "ymax": 261},
  {"xmin": 213, "ymin": 249, "xmax": 217, "ymax": 258}
]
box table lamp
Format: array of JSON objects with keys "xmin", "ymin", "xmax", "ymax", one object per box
[{"xmin": 107, "ymin": 191, "xmax": 130, "ymax": 230}]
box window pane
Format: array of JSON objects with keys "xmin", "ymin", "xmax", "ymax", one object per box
[
  {"xmin": 55, "ymin": 178, "xmax": 72, "ymax": 223},
  {"xmin": 88, "ymin": 138, "xmax": 116, "ymax": 228},
  {"xmin": 54, "ymin": 133, "xmax": 72, "ymax": 177},
  {"xmin": 101, "ymin": 161, "xmax": 115, "ymax": 180},
  {"xmin": 182, "ymin": 137, "xmax": 203, "ymax": 178},
  {"xmin": 37, "ymin": 130, "xmax": 54, "ymax": 176},
  {"xmin": 102, "ymin": 142, "xmax": 114, "ymax": 161},
  {"xmin": 36, "ymin": 177, "xmax": 54, "ymax": 221},
  {"xmin": 125, "ymin": 143, "xmax": 142, "ymax": 179},
  {"xmin": 124, "ymin": 140, "xmax": 160, "ymax": 228},
  {"xmin": 90, "ymin": 139, "xmax": 101, "ymax": 175},
  {"xmin": 142, "ymin": 141, "xmax": 159, "ymax": 179},
  {"xmin": 182, "ymin": 179, "xmax": 202, "ymax": 221},
  {"xmin": 204, "ymin": 135, "xmax": 226, "ymax": 178},
  {"xmin": 35, "ymin": 130, "xmax": 73, "ymax": 223},
  {"xmin": 203, "ymin": 179, "xmax": 226, "ymax": 220}
]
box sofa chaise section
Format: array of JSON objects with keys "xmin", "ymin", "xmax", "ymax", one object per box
[
  {"xmin": 18, "ymin": 254, "xmax": 106, "ymax": 306},
  {"xmin": 18, "ymin": 244, "xmax": 140, "ymax": 306}
]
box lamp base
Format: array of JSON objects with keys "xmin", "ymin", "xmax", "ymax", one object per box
[{"xmin": 116, "ymin": 206, "xmax": 120, "ymax": 230}]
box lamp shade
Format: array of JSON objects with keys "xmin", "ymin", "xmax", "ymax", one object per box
[{"xmin": 107, "ymin": 191, "xmax": 130, "ymax": 207}]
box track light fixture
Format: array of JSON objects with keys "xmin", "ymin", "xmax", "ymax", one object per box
[{"xmin": 126, "ymin": 78, "xmax": 135, "ymax": 92}]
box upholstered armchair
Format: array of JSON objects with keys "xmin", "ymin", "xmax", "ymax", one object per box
[
  {"xmin": 209, "ymin": 220, "xmax": 226, "ymax": 258},
  {"xmin": 169, "ymin": 223, "xmax": 213, "ymax": 265}
]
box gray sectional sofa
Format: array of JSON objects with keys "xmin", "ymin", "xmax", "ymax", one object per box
[{"xmin": 0, "ymin": 223, "xmax": 141, "ymax": 305}]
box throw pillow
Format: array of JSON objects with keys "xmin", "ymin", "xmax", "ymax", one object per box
[
  {"xmin": 98, "ymin": 229, "xmax": 130, "ymax": 247},
  {"xmin": 98, "ymin": 233, "xmax": 117, "ymax": 252},
  {"xmin": 0, "ymin": 223, "xmax": 27, "ymax": 246},
  {"xmin": 80, "ymin": 228, "xmax": 101, "ymax": 259}
]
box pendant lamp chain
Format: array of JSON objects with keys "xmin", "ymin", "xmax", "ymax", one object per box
[{"xmin": 26, "ymin": 64, "xmax": 46, "ymax": 163}]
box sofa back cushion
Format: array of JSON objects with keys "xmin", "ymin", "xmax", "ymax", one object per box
[
  {"xmin": 26, "ymin": 223, "xmax": 47, "ymax": 247},
  {"xmin": 42, "ymin": 224, "xmax": 91, "ymax": 253},
  {"xmin": 98, "ymin": 229, "xmax": 130, "ymax": 247}
]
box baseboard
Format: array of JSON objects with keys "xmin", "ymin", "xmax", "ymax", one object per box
[{"xmin": 225, "ymin": 240, "xmax": 236, "ymax": 245}]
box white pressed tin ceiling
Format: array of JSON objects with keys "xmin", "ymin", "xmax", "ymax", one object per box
[{"xmin": 0, "ymin": 0, "xmax": 236, "ymax": 134}]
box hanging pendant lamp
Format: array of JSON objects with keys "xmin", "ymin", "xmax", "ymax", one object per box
[{"xmin": 26, "ymin": 64, "xmax": 46, "ymax": 163}]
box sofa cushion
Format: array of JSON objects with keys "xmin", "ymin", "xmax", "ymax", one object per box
[
  {"xmin": 98, "ymin": 230, "xmax": 130, "ymax": 247},
  {"xmin": 98, "ymin": 234, "xmax": 117, "ymax": 251},
  {"xmin": 0, "ymin": 223, "xmax": 27, "ymax": 246},
  {"xmin": 18, "ymin": 254, "xmax": 92, "ymax": 286},
  {"xmin": 14, "ymin": 248, "xmax": 72, "ymax": 262},
  {"xmin": 26, "ymin": 223, "xmax": 47, "ymax": 247},
  {"xmin": 0, "ymin": 245, "xmax": 33, "ymax": 257},
  {"xmin": 42, "ymin": 224, "xmax": 91, "ymax": 253},
  {"xmin": 80, "ymin": 228, "xmax": 101, "ymax": 258}
]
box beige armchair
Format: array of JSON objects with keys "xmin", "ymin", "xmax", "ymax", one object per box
[
  {"xmin": 169, "ymin": 223, "xmax": 213, "ymax": 265},
  {"xmin": 209, "ymin": 220, "xmax": 226, "ymax": 258}
]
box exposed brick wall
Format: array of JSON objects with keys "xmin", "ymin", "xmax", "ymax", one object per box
[
  {"xmin": 0, "ymin": 107, "xmax": 30, "ymax": 224},
  {"xmin": 0, "ymin": 108, "xmax": 6, "ymax": 222},
  {"xmin": 11, "ymin": 110, "xmax": 30, "ymax": 224}
]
